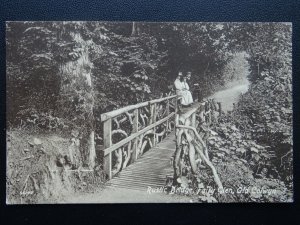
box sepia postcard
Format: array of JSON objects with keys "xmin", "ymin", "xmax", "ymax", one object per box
[{"xmin": 6, "ymin": 21, "xmax": 293, "ymax": 203}]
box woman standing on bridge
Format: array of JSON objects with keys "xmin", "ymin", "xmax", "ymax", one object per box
[{"xmin": 174, "ymin": 71, "xmax": 193, "ymax": 107}]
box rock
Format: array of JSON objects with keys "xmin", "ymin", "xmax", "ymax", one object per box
[{"xmin": 23, "ymin": 148, "xmax": 30, "ymax": 153}]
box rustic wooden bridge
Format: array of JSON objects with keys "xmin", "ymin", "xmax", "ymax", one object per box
[{"xmin": 99, "ymin": 94, "xmax": 222, "ymax": 192}]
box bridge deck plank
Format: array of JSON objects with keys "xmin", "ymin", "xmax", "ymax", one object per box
[{"xmin": 106, "ymin": 132, "xmax": 176, "ymax": 191}]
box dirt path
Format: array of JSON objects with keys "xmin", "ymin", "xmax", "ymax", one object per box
[
  {"xmin": 63, "ymin": 186, "xmax": 195, "ymax": 203},
  {"xmin": 207, "ymin": 82, "xmax": 249, "ymax": 112}
]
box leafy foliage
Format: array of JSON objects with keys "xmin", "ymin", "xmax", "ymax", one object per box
[
  {"xmin": 232, "ymin": 23, "xmax": 292, "ymax": 186},
  {"xmin": 7, "ymin": 22, "xmax": 259, "ymax": 128}
]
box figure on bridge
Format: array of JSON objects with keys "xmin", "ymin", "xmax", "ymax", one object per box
[
  {"xmin": 187, "ymin": 71, "xmax": 202, "ymax": 102},
  {"xmin": 174, "ymin": 71, "xmax": 193, "ymax": 107}
]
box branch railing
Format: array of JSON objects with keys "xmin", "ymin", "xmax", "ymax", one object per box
[
  {"xmin": 174, "ymin": 101, "xmax": 224, "ymax": 191},
  {"xmin": 100, "ymin": 95, "xmax": 178, "ymax": 179}
]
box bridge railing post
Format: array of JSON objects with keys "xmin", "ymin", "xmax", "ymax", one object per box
[
  {"xmin": 103, "ymin": 118, "xmax": 112, "ymax": 180},
  {"xmin": 191, "ymin": 111, "xmax": 196, "ymax": 127},
  {"xmin": 150, "ymin": 102, "xmax": 157, "ymax": 145},
  {"xmin": 174, "ymin": 96, "xmax": 178, "ymax": 136},
  {"xmin": 174, "ymin": 96, "xmax": 178, "ymax": 114},
  {"xmin": 217, "ymin": 102, "xmax": 222, "ymax": 117},
  {"xmin": 166, "ymin": 99, "xmax": 170, "ymax": 131},
  {"xmin": 131, "ymin": 108, "xmax": 139, "ymax": 163}
]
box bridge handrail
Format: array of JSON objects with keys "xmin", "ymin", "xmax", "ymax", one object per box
[
  {"xmin": 103, "ymin": 111, "xmax": 175, "ymax": 156},
  {"xmin": 101, "ymin": 94, "xmax": 177, "ymax": 121}
]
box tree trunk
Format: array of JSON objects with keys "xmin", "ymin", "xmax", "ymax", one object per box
[{"xmin": 59, "ymin": 32, "xmax": 96, "ymax": 169}]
